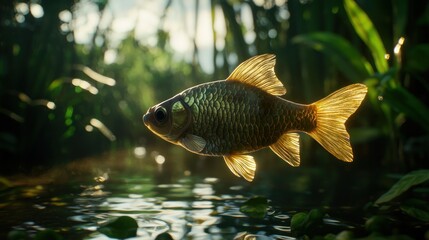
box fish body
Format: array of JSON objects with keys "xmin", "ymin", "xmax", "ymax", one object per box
[
  {"xmin": 143, "ymin": 54, "xmax": 367, "ymax": 181},
  {"xmin": 178, "ymin": 80, "xmax": 316, "ymax": 155}
]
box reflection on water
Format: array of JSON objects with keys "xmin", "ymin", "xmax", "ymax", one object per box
[
  {"xmin": 0, "ymin": 149, "xmax": 362, "ymax": 239},
  {"xmin": 0, "ymin": 176, "xmax": 352, "ymax": 240},
  {"xmin": 71, "ymin": 177, "xmax": 250, "ymax": 239}
]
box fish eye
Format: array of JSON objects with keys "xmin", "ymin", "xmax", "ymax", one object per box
[{"xmin": 154, "ymin": 107, "xmax": 167, "ymax": 123}]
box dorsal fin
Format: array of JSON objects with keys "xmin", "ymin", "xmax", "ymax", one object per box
[{"xmin": 226, "ymin": 54, "xmax": 286, "ymax": 96}]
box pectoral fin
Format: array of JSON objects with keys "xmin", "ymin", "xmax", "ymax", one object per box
[
  {"xmin": 269, "ymin": 133, "xmax": 301, "ymax": 167},
  {"xmin": 223, "ymin": 155, "xmax": 256, "ymax": 182},
  {"xmin": 180, "ymin": 134, "xmax": 206, "ymax": 153}
]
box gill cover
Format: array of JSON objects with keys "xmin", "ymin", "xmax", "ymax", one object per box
[{"xmin": 143, "ymin": 95, "xmax": 192, "ymax": 143}]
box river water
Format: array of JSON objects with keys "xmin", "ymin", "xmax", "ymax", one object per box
[{"xmin": 0, "ymin": 147, "xmax": 380, "ymax": 239}]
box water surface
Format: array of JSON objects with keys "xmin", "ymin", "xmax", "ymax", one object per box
[{"xmin": 0, "ymin": 148, "xmax": 373, "ymax": 239}]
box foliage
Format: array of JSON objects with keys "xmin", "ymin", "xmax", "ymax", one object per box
[
  {"xmin": 375, "ymin": 169, "xmax": 429, "ymax": 204},
  {"xmin": 291, "ymin": 209, "xmax": 325, "ymax": 237},
  {"xmin": 286, "ymin": 170, "xmax": 429, "ymax": 239},
  {"xmin": 400, "ymin": 198, "xmax": 429, "ymax": 222},
  {"xmin": 292, "ymin": 0, "xmax": 429, "ymax": 165},
  {"xmin": 359, "ymin": 170, "xmax": 429, "ymax": 239},
  {"xmin": 239, "ymin": 196, "xmax": 268, "ymax": 219},
  {"xmin": 292, "ymin": 32, "xmax": 373, "ymax": 82},
  {"xmin": 0, "ymin": 1, "xmax": 205, "ymax": 171},
  {"xmin": 371, "ymin": 170, "xmax": 429, "ymax": 226},
  {"xmin": 343, "ymin": 0, "xmax": 388, "ymax": 73},
  {"xmin": 104, "ymin": 37, "xmax": 200, "ymax": 131},
  {"xmin": 0, "ymin": 0, "xmax": 110, "ymax": 169}
]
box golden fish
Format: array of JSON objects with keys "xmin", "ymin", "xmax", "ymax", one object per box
[{"xmin": 143, "ymin": 54, "xmax": 367, "ymax": 181}]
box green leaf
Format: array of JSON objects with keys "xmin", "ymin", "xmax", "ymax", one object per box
[
  {"xmin": 400, "ymin": 198, "xmax": 429, "ymax": 222},
  {"xmin": 382, "ymin": 86, "xmax": 429, "ymax": 133},
  {"xmin": 239, "ymin": 196, "xmax": 268, "ymax": 219},
  {"xmin": 98, "ymin": 216, "xmax": 138, "ymax": 239},
  {"xmin": 344, "ymin": 0, "xmax": 388, "ymax": 73},
  {"xmin": 375, "ymin": 170, "xmax": 429, "ymax": 204},
  {"xmin": 290, "ymin": 212, "xmax": 307, "ymax": 236},
  {"xmin": 293, "ymin": 32, "xmax": 373, "ymax": 82},
  {"xmin": 291, "ymin": 209, "xmax": 324, "ymax": 236}
]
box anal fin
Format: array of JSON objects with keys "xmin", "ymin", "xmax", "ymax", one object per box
[
  {"xmin": 269, "ymin": 133, "xmax": 300, "ymax": 167},
  {"xmin": 223, "ymin": 155, "xmax": 256, "ymax": 182}
]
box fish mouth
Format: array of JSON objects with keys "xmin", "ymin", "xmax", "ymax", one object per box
[{"xmin": 142, "ymin": 112, "xmax": 150, "ymax": 126}]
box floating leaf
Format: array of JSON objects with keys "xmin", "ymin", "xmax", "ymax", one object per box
[
  {"xmin": 290, "ymin": 212, "xmax": 307, "ymax": 234},
  {"xmin": 375, "ymin": 169, "xmax": 429, "ymax": 204},
  {"xmin": 98, "ymin": 216, "xmax": 138, "ymax": 239},
  {"xmin": 291, "ymin": 209, "xmax": 324, "ymax": 236},
  {"xmin": 400, "ymin": 198, "xmax": 429, "ymax": 222},
  {"xmin": 344, "ymin": 0, "xmax": 388, "ymax": 73},
  {"xmin": 293, "ymin": 32, "xmax": 373, "ymax": 82},
  {"xmin": 239, "ymin": 196, "xmax": 268, "ymax": 219}
]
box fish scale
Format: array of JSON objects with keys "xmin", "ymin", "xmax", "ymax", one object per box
[{"xmin": 182, "ymin": 80, "xmax": 316, "ymax": 155}]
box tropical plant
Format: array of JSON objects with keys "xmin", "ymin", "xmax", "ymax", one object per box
[{"xmin": 293, "ymin": 0, "xmax": 429, "ymax": 166}]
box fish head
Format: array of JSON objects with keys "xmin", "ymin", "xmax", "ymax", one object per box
[{"xmin": 143, "ymin": 95, "xmax": 192, "ymax": 144}]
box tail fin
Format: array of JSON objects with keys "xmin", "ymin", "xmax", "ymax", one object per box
[{"xmin": 308, "ymin": 84, "xmax": 367, "ymax": 162}]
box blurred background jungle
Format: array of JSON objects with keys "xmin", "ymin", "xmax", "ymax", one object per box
[{"xmin": 0, "ymin": 0, "xmax": 429, "ymax": 239}]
